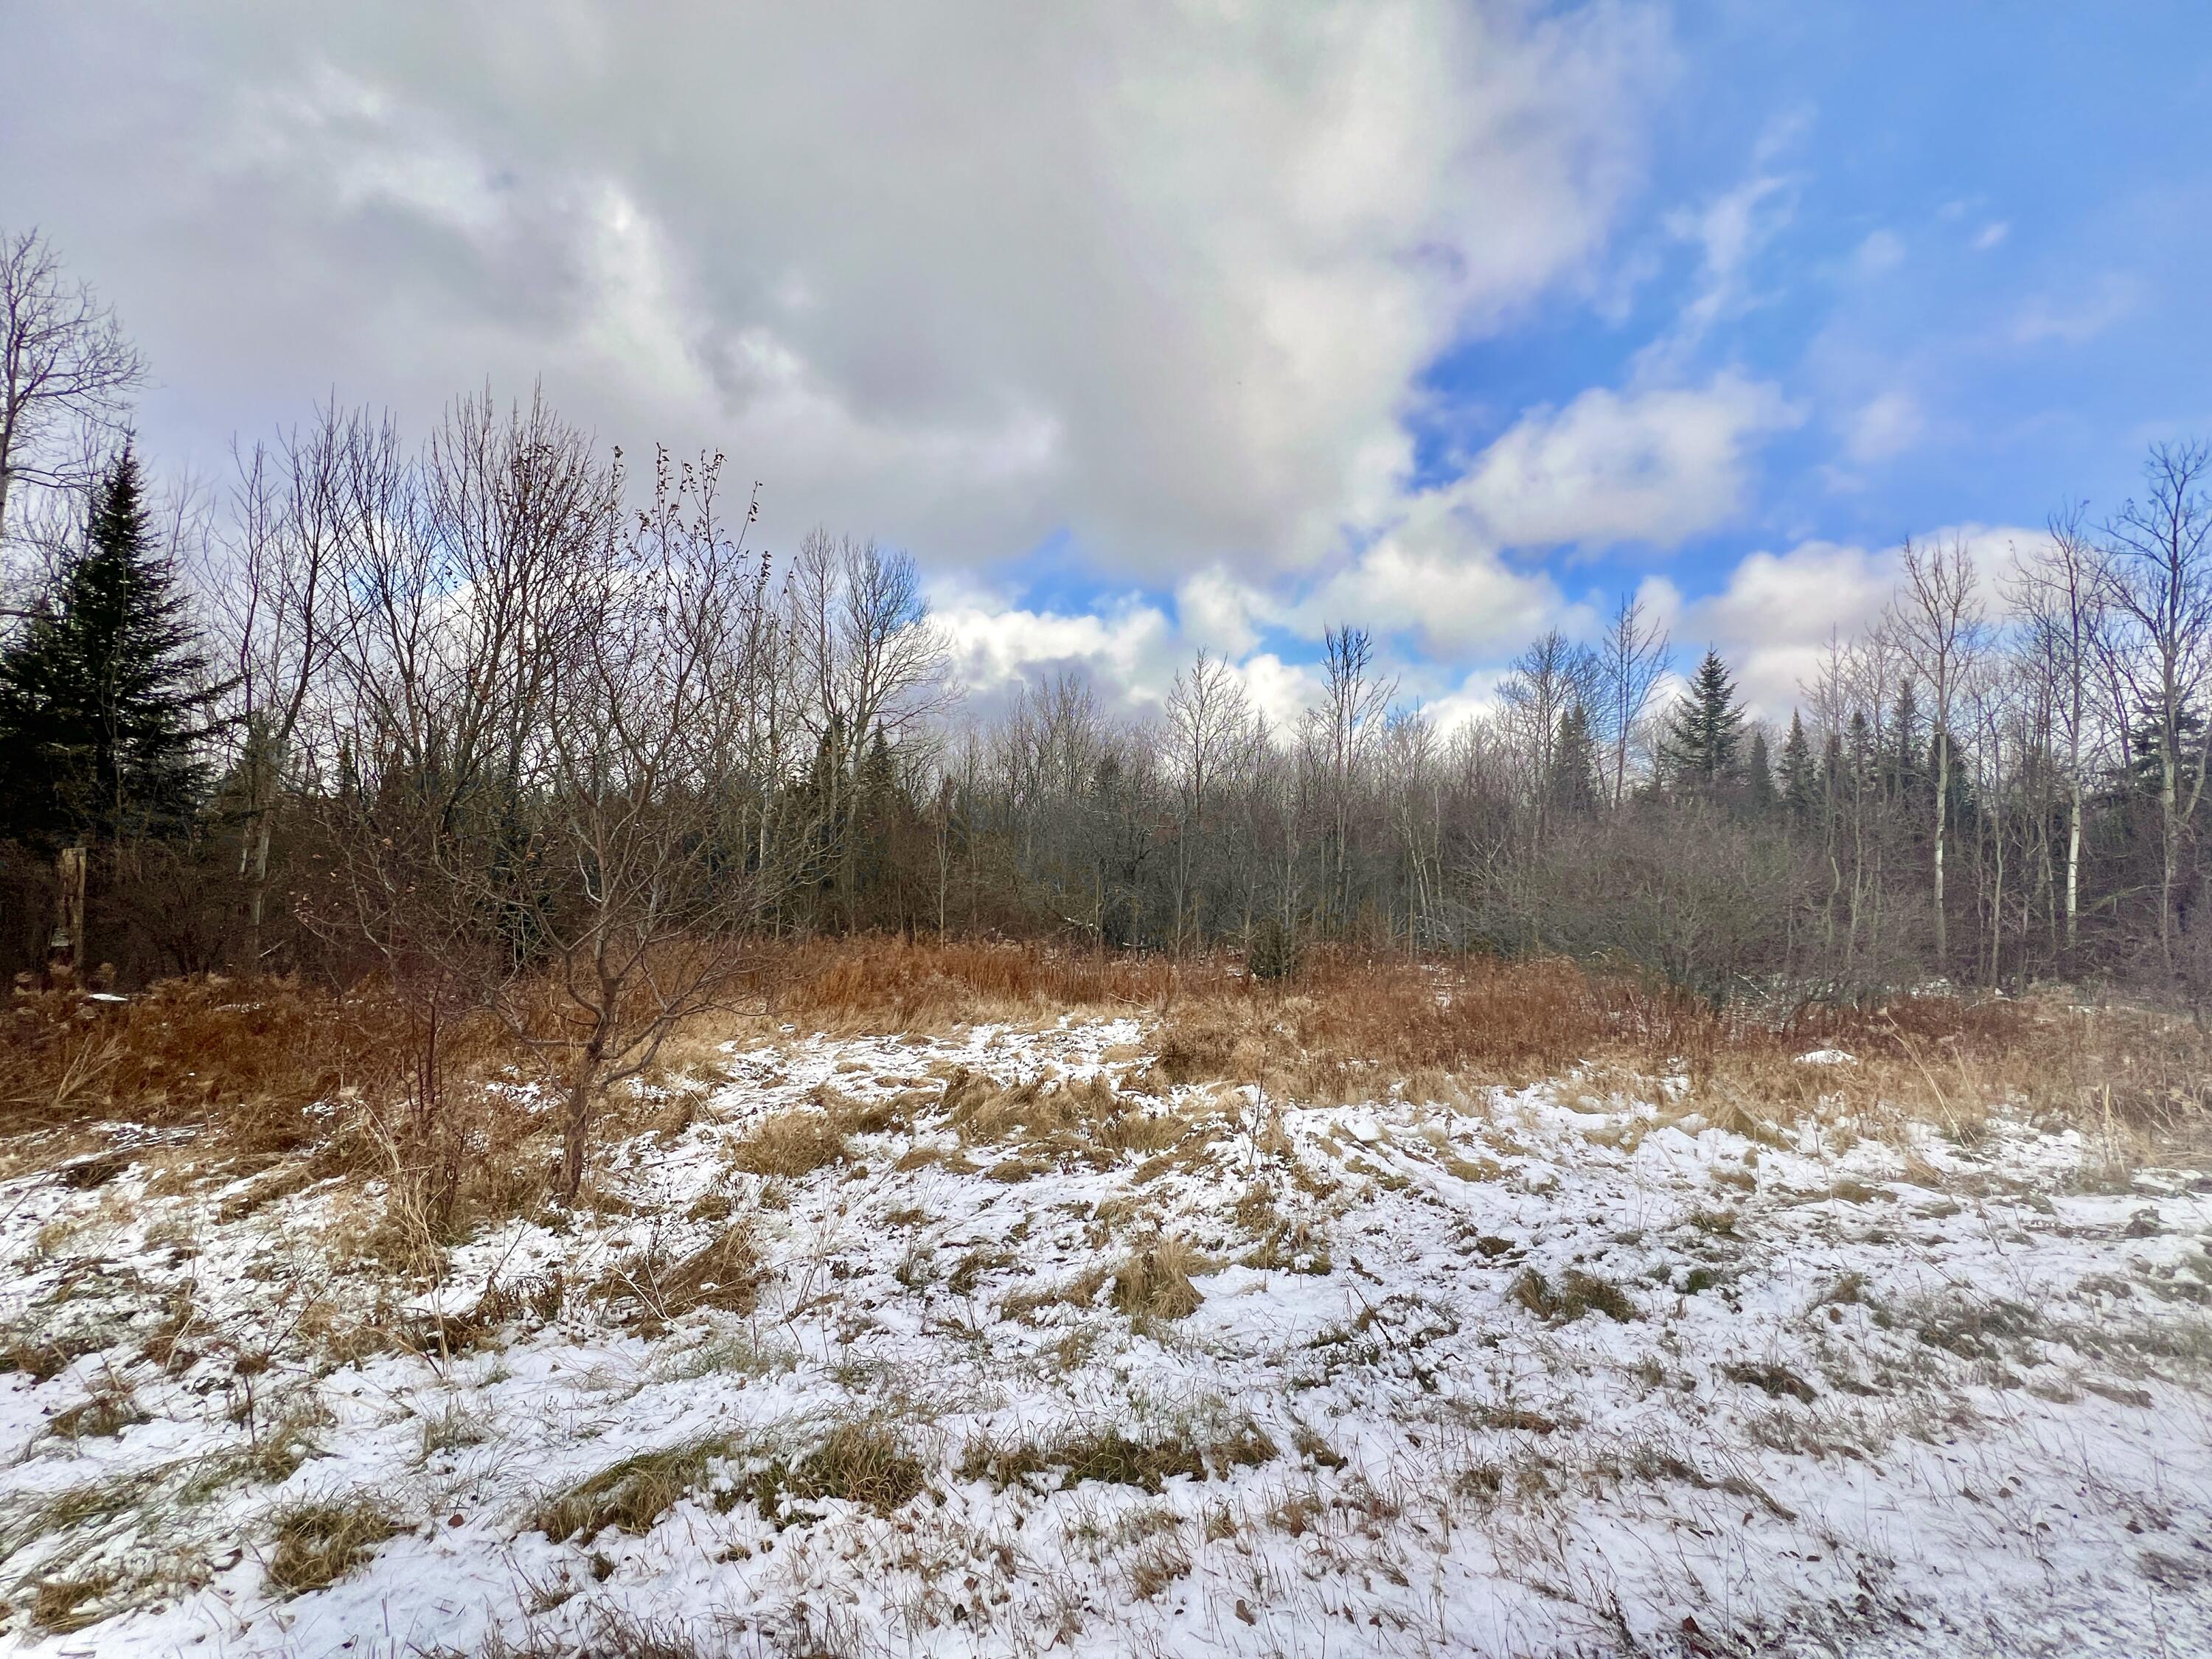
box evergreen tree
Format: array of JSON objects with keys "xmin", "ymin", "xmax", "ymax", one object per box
[
  {"xmin": 2126, "ymin": 697, "xmax": 2207, "ymax": 799},
  {"xmin": 0, "ymin": 448, "xmax": 208, "ymax": 846},
  {"xmin": 1778, "ymin": 711, "xmax": 1818, "ymax": 817},
  {"xmin": 1845, "ymin": 711, "xmax": 1875, "ymax": 792},
  {"xmin": 1549, "ymin": 703, "xmax": 1601, "ymax": 818},
  {"xmin": 852, "ymin": 725, "xmax": 911, "ymax": 920},
  {"xmin": 1745, "ymin": 728, "xmax": 1776, "ymax": 813},
  {"xmin": 1659, "ymin": 650, "xmax": 1748, "ymax": 793},
  {"xmin": 1887, "ymin": 681, "xmax": 1924, "ymax": 802}
]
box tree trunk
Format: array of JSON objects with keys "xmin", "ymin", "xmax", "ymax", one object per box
[{"xmin": 1932, "ymin": 728, "xmax": 1949, "ymax": 968}]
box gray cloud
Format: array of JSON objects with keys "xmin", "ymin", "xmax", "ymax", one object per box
[{"xmin": 2, "ymin": 1, "xmax": 1667, "ymax": 582}]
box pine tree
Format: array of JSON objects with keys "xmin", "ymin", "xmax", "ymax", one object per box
[
  {"xmin": 1659, "ymin": 650, "xmax": 1748, "ymax": 793},
  {"xmin": 1778, "ymin": 711, "xmax": 1818, "ymax": 817},
  {"xmin": 0, "ymin": 448, "xmax": 208, "ymax": 846}
]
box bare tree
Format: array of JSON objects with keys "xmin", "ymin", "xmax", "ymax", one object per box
[
  {"xmin": 1163, "ymin": 649, "xmax": 1248, "ymax": 951},
  {"xmin": 783, "ymin": 529, "xmax": 951, "ymax": 922},
  {"xmin": 1886, "ymin": 535, "xmax": 1985, "ymax": 967},
  {"xmin": 214, "ymin": 402, "xmax": 364, "ymax": 965},
  {"xmin": 2101, "ymin": 440, "xmax": 2212, "ymax": 978},
  {"xmin": 1308, "ymin": 625, "xmax": 1394, "ymax": 932},
  {"xmin": 1594, "ymin": 593, "xmax": 1672, "ymax": 810},
  {"xmin": 0, "ymin": 229, "xmax": 147, "ymax": 548},
  {"xmin": 1498, "ymin": 630, "xmax": 1599, "ymax": 849},
  {"xmin": 2008, "ymin": 506, "xmax": 2110, "ymax": 964}
]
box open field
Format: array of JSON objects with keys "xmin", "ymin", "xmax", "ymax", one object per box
[{"xmin": 2, "ymin": 945, "xmax": 2210, "ymax": 1657}]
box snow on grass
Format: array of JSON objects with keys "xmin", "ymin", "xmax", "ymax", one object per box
[{"xmin": 1, "ymin": 1014, "xmax": 2209, "ymax": 1656}]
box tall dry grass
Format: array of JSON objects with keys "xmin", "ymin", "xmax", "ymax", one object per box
[
  {"xmin": 7, "ymin": 941, "xmax": 2205, "ymax": 1202},
  {"xmin": 768, "ymin": 936, "xmax": 1228, "ymax": 1028}
]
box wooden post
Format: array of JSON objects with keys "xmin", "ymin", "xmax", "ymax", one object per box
[{"xmin": 49, "ymin": 844, "xmax": 86, "ymax": 983}]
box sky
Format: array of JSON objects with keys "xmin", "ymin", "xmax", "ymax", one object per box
[{"xmin": 5, "ymin": 1, "xmax": 2209, "ymax": 727}]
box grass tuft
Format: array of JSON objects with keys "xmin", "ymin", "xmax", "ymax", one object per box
[
  {"xmin": 1110, "ymin": 1238, "xmax": 1210, "ymax": 1322},
  {"xmin": 533, "ymin": 1437, "xmax": 731, "ymax": 1541},
  {"xmin": 961, "ymin": 1417, "xmax": 1276, "ymax": 1494},
  {"xmin": 265, "ymin": 1495, "xmax": 399, "ymax": 1594},
  {"xmin": 1509, "ymin": 1267, "xmax": 1637, "ymax": 1324}
]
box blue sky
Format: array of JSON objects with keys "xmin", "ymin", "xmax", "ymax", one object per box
[{"xmin": 5, "ymin": 1, "xmax": 2209, "ymax": 721}]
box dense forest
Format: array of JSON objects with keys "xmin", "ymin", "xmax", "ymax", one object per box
[{"xmin": 5, "ymin": 228, "xmax": 2211, "ymax": 1014}]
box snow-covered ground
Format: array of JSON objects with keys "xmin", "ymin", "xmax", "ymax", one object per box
[{"xmin": 3, "ymin": 1016, "xmax": 2209, "ymax": 1658}]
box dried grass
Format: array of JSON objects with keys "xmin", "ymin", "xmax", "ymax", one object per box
[
  {"xmin": 727, "ymin": 1110, "xmax": 849, "ymax": 1178},
  {"xmin": 770, "ymin": 936, "xmax": 1234, "ymax": 1031},
  {"xmin": 533, "ymin": 1437, "xmax": 732, "ymax": 1541},
  {"xmin": 265, "ymin": 1495, "xmax": 399, "ymax": 1593},
  {"xmin": 1110, "ymin": 1237, "xmax": 1211, "ymax": 1322},
  {"xmin": 590, "ymin": 1222, "xmax": 759, "ymax": 1324},
  {"xmin": 959, "ymin": 1416, "xmax": 1275, "ymax": 1493}
]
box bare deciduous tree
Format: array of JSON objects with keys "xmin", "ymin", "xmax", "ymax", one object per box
[
  {"xmin": 0, "ymin": 229, "xmax": 147, "ymax": 549},
  {"xmin": 2008, "ymin": 506, "xmax": 2109, "ymax": 962},
  {"xmin": 2101, "ymin": 440, "xmax": 2212, "ymax": 980},
  {"xmin": 1595, "ymin": 592, "xmax": 1672, "ymax": 810},
  {"xmin": 1886, "ymin": 535, "xmax": 1985, "ymax": 967}
]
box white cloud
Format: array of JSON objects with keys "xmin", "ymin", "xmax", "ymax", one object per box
[
  {"xmin": 1174, "ymin": 567, "xmax": 1269, "ymax": 659},
  {"xmin": 1845, "ymin": 390, "xmax": 1924, "ymax": 465},
  {"xmin": 4, "ymin": 1, "xmax": 1672, "ymax": 583},
  {"xmin": 1637, "ymin": 171, "xmax": 1795, "ymax": 376},
  {"xmin": 931, "ymin": 585, "xmax": 1180, "ymax": 719},
  {"xmin": 1972, "ymin": 220, "xmax": 2009, "ymax": 251},
  {"xmin": 1295, "ymin": 531, "xmax": 1562, "ymax": 658},
  {"xmin": 1852, "ymin": 229, "xmax": 1905, "ymax": 276},
  {"xmin": 2013, "ymin": 274, "xmax": 2138, "ymax": 345},
  {"xmin": 1450, "ymin": 373, "xmax": 1800, "ymax": 552},
  {"xmin": 1674, "ymin": 523, "xmax": 2051, "ymax": 718}
]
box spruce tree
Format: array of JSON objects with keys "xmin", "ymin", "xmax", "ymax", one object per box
[
  {"xmin": 1745, "ymin": 728, "xmax": 1775, "ymax": 813},
  {"xmin": 1778, "ymin": 711, "xmax": 1818, "ymax": 817},
  {"xmin": 1888, "ymin": 681, "xmax": 1924, "ymax": 802},
  {"xmin": 1549, "ymin": 703, "xmax": 1601, "ymax": 818},
  {"xmin": 1659, "ymin": 649, "xmax": 1748, "ymax": 793},
  {"xmin": 0, "ymin": 448, "xmax": 208, "ymax": 846},
  {"xmin": 1846, "ymin": 711, "xmax": 1875, "ymax": 791}
]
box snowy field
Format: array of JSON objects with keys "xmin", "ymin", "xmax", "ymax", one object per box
[{"xmin": 3, "ymin": 1014, "xmax": 2209, "ymax": 1658}]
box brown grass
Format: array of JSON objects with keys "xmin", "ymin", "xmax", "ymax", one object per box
[
  {"xmin": 533, "ymin": 1437, "xmax": 733, "ymax": 1541},
  {"xmin": 265, "ymin": 1495, "xmax": 399, "ymax": 1593},
  {"xmin": 4, "ymin": 942, "xmax": 2201, "ymax": 1262},
  {"xmin": 1509, "ymin": 1267, "xmax": 1637, "ymax": 1324},
  {"xmin": 784, "ymin": 1421, "xmax": 928, "ymax": 1514},
  {"xmin": 1, "ymin": 975, "xmax": 422, "ymax": 1147},
  {"xmin": 591, "ymin": 1222, "xmax": 759, "ymax": 1324},
  {"xmin": 770, "ymin": 937, "xmax": 1232, "ymax": 1030},
  {"xmin": 1139, "ymin": 950, "xmax": 2212, "ymax": 1154},
  {"xmin": 1111, "ymin": 1237, "xmax": 1211, "ymax": 1322},
  {"xmin": 727, "ymin": 1109, "xmax": 849, "ymax": 1177},
  {"xmin": 959, "ymin": 1417, "xmax": 1275, "ymax": 1493}
]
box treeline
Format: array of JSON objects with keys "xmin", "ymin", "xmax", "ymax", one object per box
[{"xmin": 5, "ymin": 230, "xmax": 2212, "ymax": 1023}]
